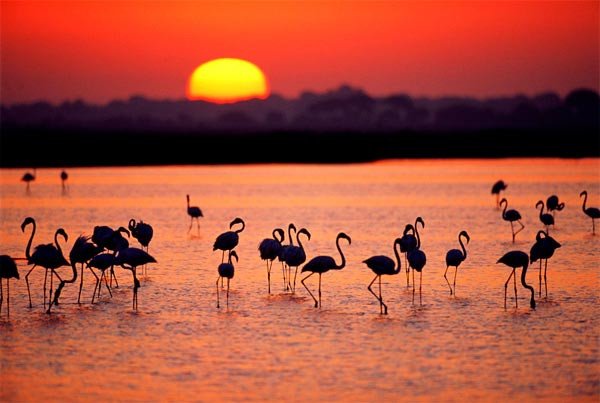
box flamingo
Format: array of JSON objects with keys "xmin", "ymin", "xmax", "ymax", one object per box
[
  {"xmin": 546, "ymin": 195, "xmax": 565, "ymax": 217},
  {"xmin": 400, "ymin": 217, "xmax": 424, "ymax": 287},
  {"xmin": 530, "ymin": 230, "xmax": 561, "ymax": 298},
  {"xmin": 114, "ymin": 247, "xmax": 156, "ymax": 311},
  {"xmin": 213, "ymin": 217, "xmax": 245, "ymax": 263},
  {"xmin": 216, "ymin": 250, "xmax": 238, "ymax": 308},
  {"xmin": 580, "ymin": 190, "xmax": 600, "ymax": 234},
  {"xmin": 535, "ymin": 200, "xmax": 554, "ymax": 233},
  {"xmin": 301, "ymin": 232, "xmax": 351, "ymax": 308},
  {"xmin": 87, "ymin": 253, "xmax": 115, "ymax": 301},
  {"xmin": 129, "ymin": 219, "xmax": 154, "ymax": 275},
  {"xmin": 283, "ymin": 228, "xmax": 311, "ymax": 293},
  {"xmin": 363, "ymin": 237, "xmax": 402, "ymax": 314},
  {"xmin": 258, "ymin": 228, "xmax": 284, "ymax": 294},
  {"xmin": 491, "ymin": 180, "xmax": 507, "ymax": 208},
  {"xmin": 186, "ymin": 195, "xmax": 203, "ymax": 234},
  {"xmin": 444, "ymin": 230, "xmax": 470, "ymax": 296},
  {"xmin": 499, "ymin": 198, "xmax": 524, "ymax": 243},
  {"xmin": 21, "ymin": 217, "xmax": 69, "ymax": 311},
  {"xmin": 52, "ymin": 235, "xmax": 102, "ymax": 306},
  {"xmin": 0, "ymin": 255, "xmax": 20, "ymax": 317},
  {"xmin": 21, "ymin": 169, "xmax": 36, "ymax": 192},
  {"xmin": 98, "ymin": 226, "xmax": 130, "ymax": 288},
  {"xmin": 60, "ymin": 170, "xmax": 68, "ymax": 190},
  {"xmin": 278, "ymin": 223, "xmax": 297, "ymax": 291},
  {"xmin": 407, "ymin": 223, "xmax": 427, "ymax": 305},
  {"xmin": 496, "ymin": 250, "xmax": 536, "ymax": 310}
]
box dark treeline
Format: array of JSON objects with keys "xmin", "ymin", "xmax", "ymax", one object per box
[{"xmin": 1, "ymin": 86, "xmax": 598, "ymax": 166}]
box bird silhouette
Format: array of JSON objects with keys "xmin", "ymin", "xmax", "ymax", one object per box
[
  {"xmin": 546, "ymin": 195, "xmax": 565, "ymax": 217},
  {"xmin": 530, "ymin": 230, "xmax": 561, "ymax": 298},
  {"xmin": 216, "ymin": 250, "xmax": 238, "ymax": 308},
  {"xmin": 491, "ymin": 180, "xmax": 507, "ymax": 209},
  {"xmin": 21, "ymin": 217, "xmax": 70, "ymax": 311},
  {"xmin": 400, "ymin": 217, "xmax": 424, "ymax": 287},
  {"xmin": 278, "ymin": 223, "xmax": 297, "ymax": 291},
  {"xmin": 52, "ymin": 235, "xmax": 102, "ymax": 307},
  {"xmin": 282, "ymin": 228, "xmax": 311, "ymax": 292},
  {"xmin": 535, "ymin": 200, "xmax": 554, "ymax": 233},
  {"xmin": 497, "ymin": 250, "xmax": 536, "ymax": 309},
  {"xmin": 0, "ymin": 255, "xmax": 20, "ymax": 317},
  {"xmin": 500, "ymin": 198, "xmax": 524, "ymax": 243},
  {"xmin": 94, "ymin": 226, "xmax": 130, "ymax": 288},
  {"xmin": 580, "ymin": 190, "xmax": 600, "ymax": 234},
  {"xmin": 301, "ymin": 232, "xmax": 351, "ymax": 308},
  {"xmin": 129, "ymin": 219, "xmax": 154, "ymax": 275},
  {"xmin": 407, "ymin": 221, "xmax": 427, "ymax": 305},
  {"xmin": 444, "ymin": 230, "xmax": 470, "ymax": 296},
  {"xmin": 87, "ymin": 253, "xmax": 116, "ymax": 301},
  {"xmin": 21, "ymin": 168, "xmax": 36, "ymax": 192},
  {"xmin": 60, "ymin": 169, "xmax": 68, "ymax": 191},
  {"xmin": 186, "ymin": 195, "xmax": 203, "ymax": 234},
  {"xmin": 258, "ymin": 228, "xmax": 284, "ymax": 294},
  {"xmin": 363, "ymin": 237, "xmax": 402, "ymax": 314},
  {"xmin": 114, "ymin": 247, "xmax": 156, "ymax": 311},
  {"xmin": 213, "ymin": 217, "xmax": 245, "ymax": 263}
]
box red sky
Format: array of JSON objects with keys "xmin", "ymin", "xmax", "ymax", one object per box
[{"xmin": 1, "ymin": 1, "xmax": 598, "ymax": 105}]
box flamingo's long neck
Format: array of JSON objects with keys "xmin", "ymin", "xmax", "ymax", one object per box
[
  {"xmin": 501, "ymin": 201, "xmax": 508, "ymax": 219},
  {"xmin": 187, "ymin": 197, "xmax": 191, "ymax": 210},
  {"xmin": 24, "ymin": 221, "xmax": 36, "ymax": 259},
  {"xmin": 393, "ymin": 241, "xmax": 402, "ymax": 274},
  {"xmin": 459, "ymin": 235, "xmax": 467, "ymax": 260},
  {"xmin": 538, "ymin": 202, "xmax": 545, "ymax": 219},
  {"xmin": 235, "ymin": 220, "xmax": 245, "ymax": 234},
  {"xmin": 288, "ymin": 225, "xmax": 296, "ymax": 247},
  {"xmin": 582, "ymin": 192, "xmax": 588, "ymax": 212},
  {"xmin": 335, "ymin": 236, "xmax": 346, "ymax": 270},
  {"xmin": 54, "ymin": 230, "xmax": 66, "ymax": 260},
  {"xmin": 296, "ymin": 232, "xmax": 306, "ymax": 252},
  {"xmin": 520, "ymin": 261, "xmax": 536, "ymax": 309},
  {"xmin": 415, "ymin": 223, "xmax": 421, "ymax": 250}
]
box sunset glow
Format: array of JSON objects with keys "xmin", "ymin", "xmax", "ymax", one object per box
[{"xmin": 187, "ymin": 58, "xmax": 269, "ymax": 103}]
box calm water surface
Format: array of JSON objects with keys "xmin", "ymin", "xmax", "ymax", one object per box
[{"xmin": 0, "ymin": 159, "xmax": 599, "ymax": 402}]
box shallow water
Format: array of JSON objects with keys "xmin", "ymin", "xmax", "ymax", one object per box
[{"xmin": 0, "ymin": 159, "xmax": 598, "ymax": 402}]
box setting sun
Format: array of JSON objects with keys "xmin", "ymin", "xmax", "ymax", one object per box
[{"xmin": 186, "ymin": 58, "xmax": 269, "ymax": 103}]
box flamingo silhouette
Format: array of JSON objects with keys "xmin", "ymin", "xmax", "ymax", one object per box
[
  {"xmin": 546, "ymin": 195, "xmax": 565, "ymax": 217},
  {"xmin": 580, "ymin": 190, "xmax": 600, "ymax": 234},
  {"xmin": 399, "ymin": 224, "xmax": 415, "ymax": 288},
  {"xmin": 60, "ymin": 170, "xmax": 68, "ymax": 190},
  {"xmin": 499, "ymin": 198, "xmax": 524, "ymax": 243},
  {"xmin": 535, "ymin": 200, "xmax": 554, "ymax": 233},
  {"xmin": 97, "ymin": 226, "xmax": 130, "ymax": 288},
  {"xmin": 258, "ymin": 228, "xmax": 284, "ymax": 294},
  {"xmin": 301, "ymin": 232, "xmax": 351, "ymax": 308},
  {"xmin": 278, "ymin": 223, "xmax": 297, "ymax": 291},
  {"xmin": 186, "ymin": 195, "xmax": 203, "ymax": 234},
  {"xmin": 530, "ymin": 230, "xmax": 561, "ymax": 298},
  {"xmin": 129, "ymin": 219, "xmax": 154, "ymax": 275},
  {"xmin": 52, "ymin": 235, "xmax": 102, "ymax": 307},
  {"xmin": 21, "ymin": 217, "xmax": 69, "ymax": 311},
  {"xmin": 283, "ymin": 228, "xmax": 311, "ymax": 292},
  {"xmin": 407, "ymin": 223, "xmax": 427, "ymax": 305},
  {"xmin": 497, "ymin": 250, "xmax": 535, "ymax": 309},
  {"xmin": 22, "ymin": 168, "xmax": 36, "ymax": 192},
  {"xmin": 444, "ymin": 230, "xmax": 470, "ymax": 296},
  {"xmin": 87, "ymin": 253, "xmax": 115, "ymax": 301},
  {"xmin": 491, "ymin": 180, "xmax": 507, "ymax": 208},
  {"xmin": 363, "ymin": 237, "xmax": 402, "ymax": 314},
  {"xmin": 216, "ymin": 250, "xmax": 238, "ymax": 308},
  {"xmin": 0, "ymin": 255, "xmax": 20, "ymax": 317},
  {"xmin": 114, "ymin": 247, "xmax": 156, "ymax": 311},
  {"xmin": 213, "ymin": 217, "xmax": 245, "ymax": 263}
]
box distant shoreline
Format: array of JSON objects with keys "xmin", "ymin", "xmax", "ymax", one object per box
[{"xmin": 1, "ymin": 128, "xmax": 598, "ymax": 168}]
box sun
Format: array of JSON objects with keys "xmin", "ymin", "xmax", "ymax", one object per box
[{"xmin": 186, "ymin": 58, "xmax": 269, "ymax": 103}]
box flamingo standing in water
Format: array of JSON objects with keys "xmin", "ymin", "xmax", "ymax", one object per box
[
  {"xmin": 530, "ymin": 230, "xmax": 561, "ymax": 298},
  {"xmin": 186, "ymin": 195, "xmax": 203, "ymax": 234},
  {"xmin": 129, "ymin": 219, "xmax": 154, "ymax": 275},
  {"xmin": 213, "ymin": 217, "xmax": 245, "ymax": 263},
  {"xmin": 444, "ymin": 230, "xmax": 470, "ymax": 296},
  {"xmin": 535, "ymin": 200, "xmax": 554, "ymax": 233},
  {"xmin": 407, "ymin": 224, "xmax": 427, "ymax": 305},
  {"xmin": 114, "ymin": 247, "xmax": 156, "ymax": 311},
  {"xmin": 580, "ymin": 190, "xmax": 600, "ymax": 234},
  {"xmin": 400, "ymin": 217, "xmax": 424, "ymax": 287},
  {"xmin": 60, "ymin": 170, "xmax": 68, "ymax": 190},
  {"xmin": 87, "ymin": 253, "xmax": 115, "ymax": 301},
  {"xmin": 0, "ymin": 255, "xmax": 20, "ymax": 317},
  {"xmin": 491, "ymin": 180, "xmax": 507, "ymax": 208},
  {"xmin": 301, "ymin": 232, "xmax": 351, "ymax": 308},
  {"xmin": 216, "ymin": 250, "xmax": 238, "ymax": 308},
  {"xmin": 546, "ymin": 195, "xmax": 565, "ymax": 218},
  {"xmin": 278, "ymin": 223, "xmax": 297, "ymax": 291},
  {"xmin": 499, "ymin": 198, "xmax": 524, "ymax": 243},
  {"xmin": 283, "ymin": 228, "xmax": 311, "ymax": 293},
  {"xmin": 363, "ymin": 237, "xmax": 402, "ymax": 314},
  {"xmin": 258, "ymin": 228, "xmax": 284, "ymax": 294},
  {"xmin": 497, "ymin": 250, "xmax": 536, "ymax": 310},
  {"xmin": 22, "ymin": 169, "xmax": 36, "ymax": 192}
]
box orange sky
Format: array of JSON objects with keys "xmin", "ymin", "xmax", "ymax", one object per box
[{"xmin": 1, "ymin": 1, "xmax": 598, "ymax": 105}]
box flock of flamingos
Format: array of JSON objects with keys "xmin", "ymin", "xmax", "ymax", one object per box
[{"xmin": 0, "ymin": 175, "xmax": 599, "ymax": 317}]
